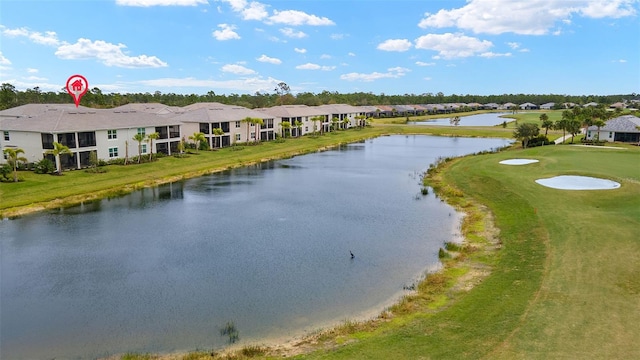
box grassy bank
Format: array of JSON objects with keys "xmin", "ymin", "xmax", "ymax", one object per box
[{"xmin": 277, "ymin": 143, "xmax": 639, "ymax": 359}]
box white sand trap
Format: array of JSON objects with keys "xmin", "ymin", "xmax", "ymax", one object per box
[
  {"xmin": 500, "ymin": 159, "xmax": 539, "ymax": 165},
  {"xmin": 535, "ymin": 175, "xmax": 620, "ymax": 190}
]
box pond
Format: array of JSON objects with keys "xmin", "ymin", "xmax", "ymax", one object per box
[
  {"xmin": 409, "ymin": 112, "xmax": 511, "ymax": 126},
  {"xmin": 0, "ymin": 135, "xmax": 512, "ymax": 359}
]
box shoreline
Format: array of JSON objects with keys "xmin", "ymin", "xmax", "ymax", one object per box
[{"xmin": 107, "ymin": 156, "xmax": 498, "ymax": 359}]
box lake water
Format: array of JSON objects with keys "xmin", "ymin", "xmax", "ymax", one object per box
[
  {"xmin": 0, "ymin": 135, "xmax": 512, "ymax": 359},
  {"xmin": 410, "ymin": 112, "xmax": 511, "ymax": 126}
]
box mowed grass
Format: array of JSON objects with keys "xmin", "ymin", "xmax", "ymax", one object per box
[{"xmin": 291, "ymin": 144, "xmax": 639, "ymax": 359}]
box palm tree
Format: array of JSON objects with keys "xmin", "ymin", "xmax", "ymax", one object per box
[
  {"xmin": 241, "ymin": 116, "xmax": 254, "ymax": 144},
  {"xmin": 253, "ymin": 118, "xmax": 264, "ymax": 143},
  {"xmin": 280, "ymin": 121, "xmax": 291, "ymax": 138},
  {"xmin": 592, "ymin": 119, "xmax": 606, "ymax": 141},
  {"xmin": 541, "ymin": 118, "xmax": 554, "ymax": 136},
  {"xmin": 146, "ymin": 132, "xmax": 159, "ymax": 161},
  {"xmin": 3, "ymin": 147, "xmax": 27, "ymax": 182},
  {"xmin": 310, "ymin": 115, "xmax": 324, "ymax": 135},
  {"xmin": 212, "ymin": 127, "xmax": 225, "ymax": 148},
  {"xmin": 189, "ymin": 132, "xmax": 206, "ymax": 153},
  {"xmin": 46, "ymin": 142, "xmax": 72, "ymax": 174},
  {"xmin": 133, "ymin": 133, "xmax": 145, "ymax": 163},
  {"xmin": 294, "ymin": 120, "xmax": 303, "ymax": 137},
  {"xmin": 354, "ymin": 115, "xmax": 366, "ymax": 128},
  {"xmin": 331, "ymin": 116, "xmax": 340, "ymax": 131}
]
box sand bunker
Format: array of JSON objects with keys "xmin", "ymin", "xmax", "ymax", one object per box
[
  {"xmin": 535, "ymin": 175, "xmax": 620, "ymax": 190},
  {"xmin": 500, "ymin": 159, "xmax": 539, "ymax": 165}
]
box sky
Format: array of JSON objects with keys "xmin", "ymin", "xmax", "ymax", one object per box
[{"xmin": 1, "ymin": 0, "xmax": 639, "ymax": 97}]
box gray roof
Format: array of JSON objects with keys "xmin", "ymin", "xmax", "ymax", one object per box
[
  {"xmin": 587, "ymin": 115, "xmax": 640, "ymax": 132},
  {"xmin": 0, "ymin": 105, "xmax": 180, "ymax": 133},
  {"xmin": 172, "ymin": 103, "xmax": 271, "ymax": 123},
  {"xmin": 316, "ymin": 104, "xmax": 365, "ymax": 115},
  {"xmin": 255, "ymin": 104, "xmax": 323, "ymax": 118}
]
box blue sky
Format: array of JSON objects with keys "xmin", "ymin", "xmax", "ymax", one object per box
[{"xmin": 1, "ymin": 0, "xmax": 639, "ymax": 96}]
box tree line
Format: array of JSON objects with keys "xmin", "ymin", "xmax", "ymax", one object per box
[{"xmin": 1, "ymin": 82, "xmax": 637, "ymax": 111}]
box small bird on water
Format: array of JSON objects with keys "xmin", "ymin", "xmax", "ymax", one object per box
[{"xmin": 350, "ymin": 250, "xmax": 355, "ymax": 259}]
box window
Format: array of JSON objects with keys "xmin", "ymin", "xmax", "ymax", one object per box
[
  {"xmin": 137, "ymin": 128, "xmax": 146, "ymax": 136},
  {"xmin": 141, "ymin": 144, "xmax": 147, "ymax": 154},
  {"xmin": 3, "ymin": 131, "xmax": 9, "ymax": 141},
  {"xmin": 250, "ymin": 132, "xmax": 255, "ymax": 139},
  {"xmin": 305, "ymin": 126, "xmax": 309, "ymax": 132},
  {"xmin": 587, "ymin": 131, "xmax": 591, "ymax": 137},
  {"xmin": 609, "ymin": 132, "xmax": 612, "ymax": 138},
  {"xmin": 41, "ymin": 133, "xmax": 54, "ymax": 149},
  {"xmin": 235, "ymin": 121, "xmax": 241, "ymax": 128},
  {"xmin": 108, "ymin": 130, "xmax": 117, "ymax": 140},
  {"xmin": 235, "ymin": 133, "xmax": 241, "ymax": 141},
  {"xmin": 108, "ymin": 147, "xmax": 118, "ymax": 158},
  {"xmin": 169, "ymin": 125, "xmax": 180, "ymax": 138}
]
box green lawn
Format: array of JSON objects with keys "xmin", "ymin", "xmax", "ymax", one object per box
[{"xmin": 285, "ymin": 144, "xmax": 640, "ymax": 359}]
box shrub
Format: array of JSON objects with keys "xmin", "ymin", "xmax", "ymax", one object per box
[
  {"xmin": 33, "ymin": 158, "xmax": 55, "ymax": 174},
  {"xmin": 528, "ymin": 134, "xmax": 552, "ymax": 148},
  {"xmin": 0, "ymin": 164, "xmax": 11, "ymax": 181}
]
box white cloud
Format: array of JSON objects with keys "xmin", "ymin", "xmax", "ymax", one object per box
[
  {"xmin": 213, "ymin": 24, "xmax": 241, "ymax": 40},
  {"xmin": 479, "ymin": 52, "xmax": 512, "ymax": 58},
  {"xmin": 221, "ymin": 64, "xmax": 256, "ymax": 75},
  {"xmin": 416, "ymin": 61, "xmax": 436, "ymax": 66},
  {"xmin": 331, "ymin": 34, "xmax": 345, "ymax": 40},
  {"xmin": 296, "ymin": 63, "xmax": 336, "ymax": 71},
  {"xmin": 340, "ymin": 67, "xmax": 409, "ymax": 82},
  {"xmin": 580, "ymin": 0, "xmax": 637, "ymax": 18},
  {"xmin": 55, "ymin": 38, "xmax": 168, "ymax": 68},
  {"xmin": 377, "ymin": 39, "xmax": 412, "ymax": 52},
  {"xmin": 268, "ymin": 10, "xmax": 335, "ymax": 26},
  {"xmin": 507, "ymin": 42, "xmax": 520, "ymax": 49},
  {"xmin": 27, "ymin": 68, "xmax": 38, "ymax": 73},
  {"xmin": 348, "ymin": 52, "xmax": 356, "ymax": 57},
  {"xmin": 257, "ymin": 54, "xmax": 282, "ymax": 64},
  {"xmin": 294, "ymin": 47, "xmax": 307, "ymax": 53},
  {"xmin": 418, "ymin": 0, "xmax": 637, "ymax": 35},
  {"xmin": 320, "ymin": 54, "xmax": 331, "ymax": 59},
  {"xmin": 2, "ymin": 27, "xmax": 61, "ymax": 46},
  {"xmin": 280, "ymin": 27, "xmax": 307, "ymax": 38},
  {"xmin": 2, "ymin": 27, "xmax": 30, "ymax": 37},
  {"xmin": 414, "ymin": 33, "xmax": 493, "ymax": 59},
  {"xmin": 240, "ymin": 1, "xmax": 269, "ymax": 20},
  {"xmin": 116, "ymin": 0, "xmax": 208, "ymax": 6},
  {"xmin": 0, "ymin": 52, "xmax": 11, "ymax": 66},
  {"xmin": 613, "ymin": 59, "xmax": 627, "ymax": 63},
  {"xmin": 26, "ymin": 75, "xmax": 48, "ymax": 81}
]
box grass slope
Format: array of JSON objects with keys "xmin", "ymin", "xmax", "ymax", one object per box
[{"xmin": 293, "ymin": 144, "xmax": 639, "ymax": 359}]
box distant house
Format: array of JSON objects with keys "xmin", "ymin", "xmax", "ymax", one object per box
[
  {"xmin": 520, "ymin": 102, "xmax": 539, "ymax": 110},
  {"xmin": 540, "ymin": 102, "xmax": 555, "ymax": 110},
  {"xmin": 585, "ymin": 115, "xmax": 640, "ymax": 143},
  {"xmin": 584, "ymin": 102, "xmax": 599, "ymax": 107},
  {"xmin": 609, "ymin": 102, "xmax": 626, "ymax": 110},
  {"xmin": 483, "ymin": 103, "xmax": 500, "ymax": 110},
  {"xmin": 503, "ymin": 102, "xmax": 518, "ymax": 110}
]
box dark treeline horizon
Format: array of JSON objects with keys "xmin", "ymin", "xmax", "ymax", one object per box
[{"xmin": 1, "ymin": 83, "xmax": 638, "ymax": 111}]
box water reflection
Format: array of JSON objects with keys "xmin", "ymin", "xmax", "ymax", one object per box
[
  {"xmin": 0, "ymin": 135, "xmax": 512, "ymax": 359},
  {"xmin": 410, "ymin": 112, "xmax": 511, "ymax": 126}
]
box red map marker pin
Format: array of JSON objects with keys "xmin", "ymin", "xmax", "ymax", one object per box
[{"xmin": 66, "ymin": 75, "xmax": 89, "ymax": 107}]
